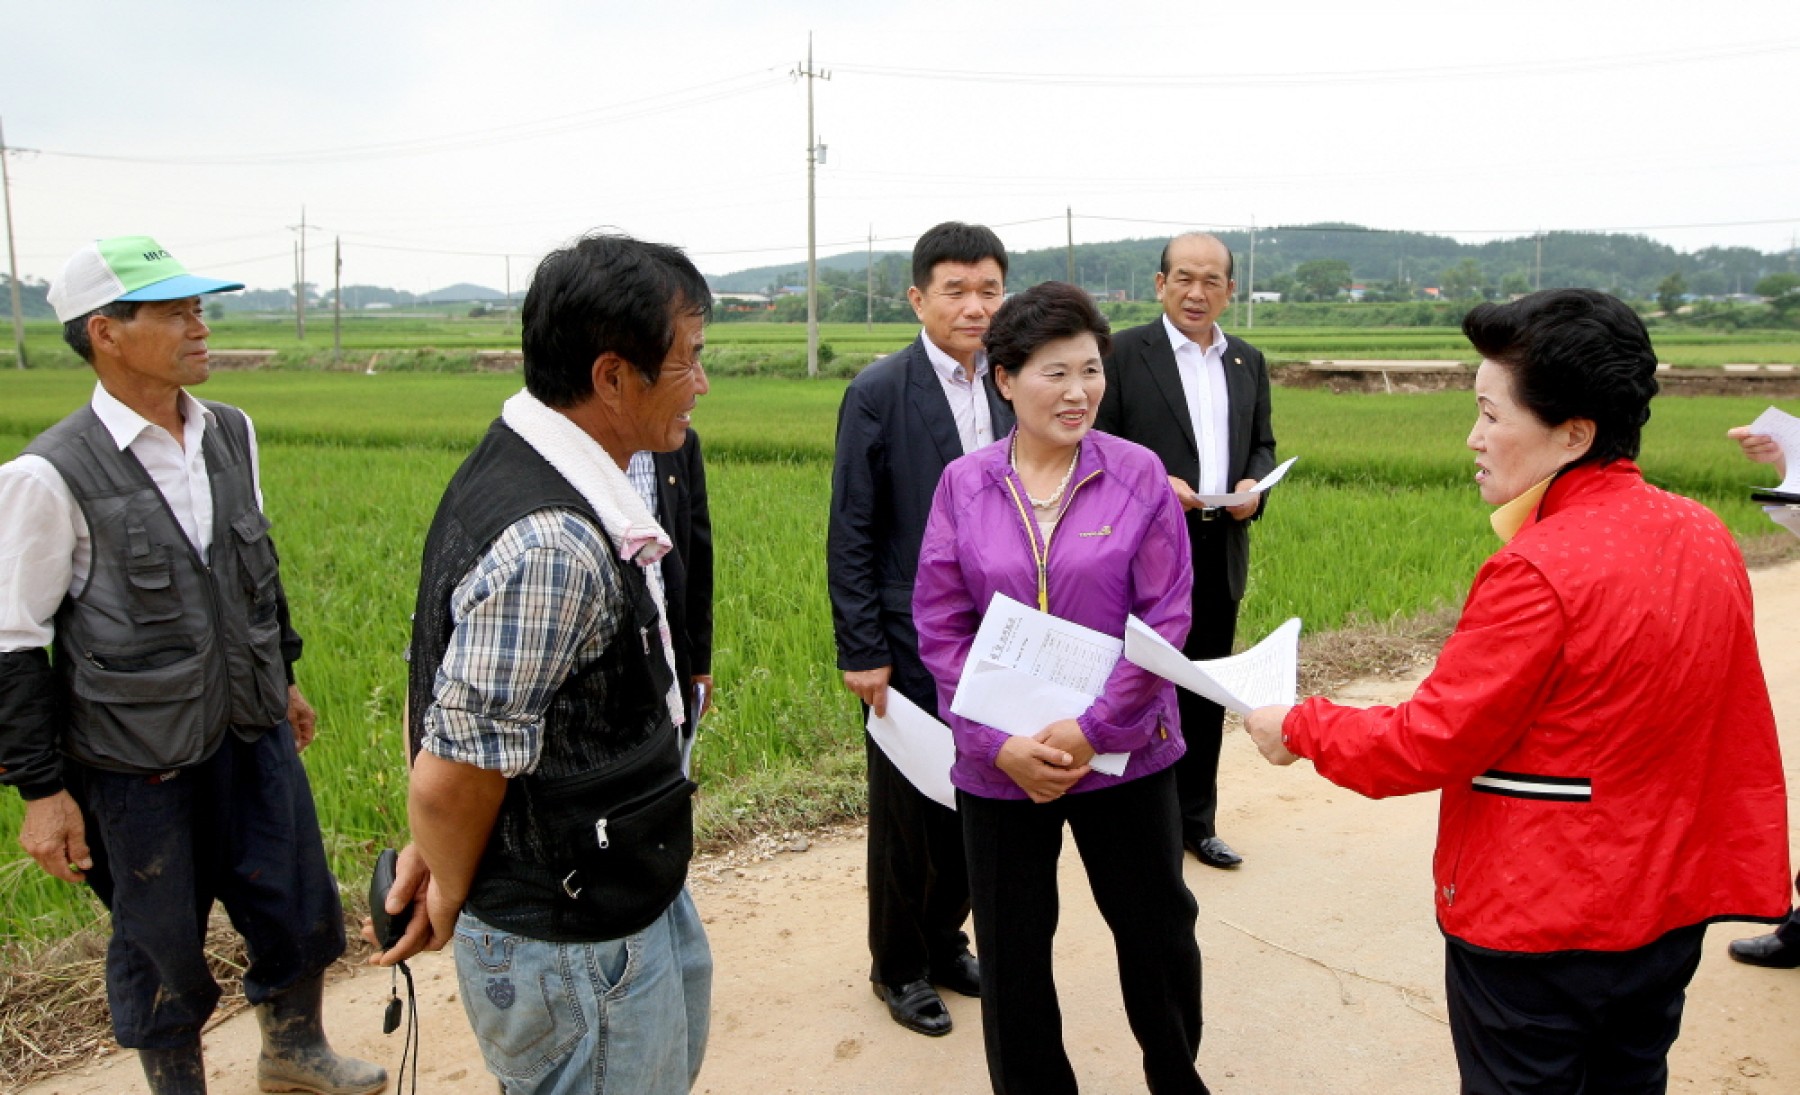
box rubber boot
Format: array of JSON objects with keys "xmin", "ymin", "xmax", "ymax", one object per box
[
  {"xmin": 139, "ymin": 1043, "xmax": 207, "ymax": 1094},
  {"xmin": 254, "ymin": 973, "xmax": 387, "ymax": 1094}
]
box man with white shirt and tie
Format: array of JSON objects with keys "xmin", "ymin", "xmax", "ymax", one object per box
[
  {"xmin": 0, "ymin": 237, "xmax": 382, "ymax": 1094},
  {"xmin": 1095, "ymin": 232, "xmax": 1278, "ymax": 871}
]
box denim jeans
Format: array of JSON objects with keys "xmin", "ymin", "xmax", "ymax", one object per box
[{"xmin": 454, "ymin": 888, "xmax": 711, "ymax": 1094}]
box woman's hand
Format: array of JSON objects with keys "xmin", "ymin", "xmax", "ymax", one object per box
[
  {"xmin": 1246, "ymin": 705, "xmax": 1298, "ymax": 765},
  {"xmin": 1035, "ymin": 719, "xmax": 1095, "ymax": 768},
  {"xmin": 996, "ymin": 736, "xmax": 1091, "ymax": 803}
]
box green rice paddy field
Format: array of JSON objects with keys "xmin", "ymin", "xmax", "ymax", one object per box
[{"xmin": 0, "ymin": 367, "xmax": 1791, "ymax": 947}]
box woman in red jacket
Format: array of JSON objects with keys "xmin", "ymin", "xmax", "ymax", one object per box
[{"xmin": 1246, "ymin": 289, "xmax": 1790, "ymax": 1094}]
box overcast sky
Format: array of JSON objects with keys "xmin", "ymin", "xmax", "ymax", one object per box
[{"xmin": 2, "ymin": 0, "xmax": 1795, "ymax": 295}]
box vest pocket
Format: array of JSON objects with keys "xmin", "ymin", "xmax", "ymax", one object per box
[
  {"xmin": 230, "ymin": 509, "xmax": 280, "ymax": 604},
  {"xmin": 73, "ymin": 642, "xmax": 205, "ymax": 704},
  {"xmin": 125, "ymin": 550, "xmax": 183, "ymax": 625}
]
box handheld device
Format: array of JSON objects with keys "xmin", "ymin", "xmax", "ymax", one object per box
[
  {"xmin": 369, "ymin": 847, "xmax": 413, "ymax": 951},
  {"xmin": 368, "ymin": 848, "xmax": 419, "ymax": 1093}
]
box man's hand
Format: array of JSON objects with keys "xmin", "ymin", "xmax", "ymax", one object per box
[
  {"xmin": 1246, "ymin": 705, "xmax": 1298, "ymax": 766},
  {"xmin": 1167, "ymin": 475, "xmax": 1203, "ymax": 512},
  {"xmin": 995, "ymin": 736, "xmax": 1090, "ymax": 803},
  {"xmin": 20, "ymin": 790, "xmax": 92, "ymax": 884},
  {"xmin": 1227, "ymin": 478, "xmax": 1262, "ymax": 522},
  {"xmin": 364, "ymin": 843, "xmax": 452, "ymax": 966},
  {"xmin": 1728, "ymin": 426, "xmax": 1789, "ymax": 479},
  {"xmin": 287, "ymin": 685, "xmax": 318, "ymax": 752},
  {"xmin": 844, "ymin": 665, "xmax": 892, "ymax": 718},
  {"xmin": 1035, "ymin": 719, "xmax": 1095, "ymax": 769}
]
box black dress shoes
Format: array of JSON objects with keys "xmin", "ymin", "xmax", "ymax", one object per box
[
  {"xmin": 874, "ymin": 980, "xmax": 953, "ymax": 1036},
  {"xmin": 932, "ymin": 951, "xmax": 982, "ymax": 997},
  {"xmin": 1186, "ymin": 836, "xmax": 1243, "ymax": 869},
  {"xmin": 1728, "ymin": 931, "xmax": 1800, "ymax": 969}
]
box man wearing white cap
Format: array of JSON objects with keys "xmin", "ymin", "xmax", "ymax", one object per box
[{"xmin": 0, "ymin": 237, "xmax": 384, "ymax": 1094}]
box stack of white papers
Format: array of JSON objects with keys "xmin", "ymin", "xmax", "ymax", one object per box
[
  {"xmin": 950, "ymin": 593, "xmax": 1130, "ymax": 775},
  {"xmin": 866, "ymin": 691, "xmax": 959, "ymax": 810}
]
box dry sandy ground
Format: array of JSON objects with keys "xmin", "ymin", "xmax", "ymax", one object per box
[{"xmin": 28, "ymin": 560, "xmax": 1800, "ymax": 1094}]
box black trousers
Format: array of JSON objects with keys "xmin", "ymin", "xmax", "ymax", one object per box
[
  {"xmin": 865, "ymin": 725, "xmax": 971, "ymax": 986},
  {"xmin": 1444, "ymin": 924, "xmax": 1706, "ymax": 1095},
  {"xmin": 1175, "ymin": 532, "xmax": 1240, "ymax": 842},
  {"xmin": 961, "ymin": 768, "xmax": 1208, "ymax": 1095},
  {"xmin": 72, "ymin": 721, "xmax": 346, "ymax": 1048}
]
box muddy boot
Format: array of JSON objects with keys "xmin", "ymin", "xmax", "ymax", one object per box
[
  {"xmin": 254, "ymin": 973, "xmax": 387, "ymax": 1094},
  {"xmin": 139, "ymin": 1043, "xmax": 207, "ymax": 1094}
]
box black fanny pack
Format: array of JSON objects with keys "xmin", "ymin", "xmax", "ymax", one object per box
[{"xmin": 472, "ymin": 720, "xmax": 696, "ymax": 942}]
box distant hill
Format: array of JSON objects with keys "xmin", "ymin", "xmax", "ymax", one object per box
[
  {"xmin": 708, "ymin": 225, "xmax": 1794, "ymax": 303},
  {"xmin": 708, "ymin": 251, "xmax": 909, "ymax": 293}
]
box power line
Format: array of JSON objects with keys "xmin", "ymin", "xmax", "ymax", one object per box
[
  {"xmin": 18, "ymin": 70, "xmax": 788, "ymax": 166},
  {"xmin": 829, "ymin": 39, "xmax": 1800, "ymax": 90}
]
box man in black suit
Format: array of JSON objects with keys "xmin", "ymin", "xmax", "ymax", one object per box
[
  {"xmin": 828, "ymin": 222, "xmax": 1013, "ymax": 1036},
  {"xmin": 1095, "ymin": 232, "xmax": 1277, "ymax": 870}
]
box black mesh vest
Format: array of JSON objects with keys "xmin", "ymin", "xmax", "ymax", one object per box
[{"xmin": 407, "ymin": 420, "xmax": 690, "ymax": 942}]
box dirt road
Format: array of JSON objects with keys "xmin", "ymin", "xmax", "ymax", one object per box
[{"xmin": 29, "ymin": 560, "xmax": 1800, "ymax": 1094}]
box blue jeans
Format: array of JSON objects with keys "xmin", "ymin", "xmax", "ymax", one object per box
[{"xmin": 454, "ymin": 888, "xmax": 711, "ymax": 1094}]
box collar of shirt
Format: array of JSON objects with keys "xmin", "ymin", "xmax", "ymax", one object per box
[
  {"xmin": 921, "ymin": 330, "xmax": 989, "ymax": 386},
  {"xmin": 91, "ymin": 381, "xmax": 215, "ymax": 453},
  {"xmin": 1160, "ymin": 313, "xmax": 1227, "ymax": 360}
]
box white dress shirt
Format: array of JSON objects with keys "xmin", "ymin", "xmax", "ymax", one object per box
[
  {"xmin": 0, "ymin": 383, "xmax": 263, "ymax": 652},
  {"xmin": 1161, "ymin": 313, "xmax": 1232, "ymax": 497},
  {"xmin": 921, "ymin": 331, "xmax": 996, "ymax": 455}
]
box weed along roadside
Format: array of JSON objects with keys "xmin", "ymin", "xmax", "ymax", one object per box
[{"xmin": 0, "ymin": 366, "xmax": 1796, "ymax": 1089}]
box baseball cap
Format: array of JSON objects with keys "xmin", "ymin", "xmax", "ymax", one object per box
[{"xmin": 47, "ymin": 236, "xmax": 245, "ymax": 323}]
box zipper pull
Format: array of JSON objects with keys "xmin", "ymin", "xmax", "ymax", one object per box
[
  {"xmin": 595, "ymin": 818, "xmax": 610, "ymax": 850},
  {"xmin": 1442, "ymin": 884, "xmax": 1455, "ymax": 906}
]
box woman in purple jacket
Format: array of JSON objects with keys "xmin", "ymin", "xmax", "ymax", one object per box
[{"xmin": 914, "ymin": 282, "xmax": 1207, "ymax": 1094}]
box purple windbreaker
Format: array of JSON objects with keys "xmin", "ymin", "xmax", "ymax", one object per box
[{"xmin": 913, "ymin": 429, "xmax": 1194, "ymax": 800}]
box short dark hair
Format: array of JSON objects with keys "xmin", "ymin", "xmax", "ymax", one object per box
[
  {"xmin": 1159, "ymin": 232, "xmax": 1234, "ymax": 281},
  {"xmin": 1462, "ymin": 288, "xmax": 1659, "ymax": 466},
  {"xmin": 61, "ymin": 300, "xmax": 143, "ymax": 364},
  {"xmin": 984, "ymin": 281, "xmax": 1112, "ymax": 382},
  {"xmin": 911, "ymin": 222, "xmax": 1008, "ymax": 291},
  {"xmin": 521, "ymin": 232, "xmax": 713, "ymax": 409}
]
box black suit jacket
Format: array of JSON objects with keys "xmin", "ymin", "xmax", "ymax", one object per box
[
  {"xmin": 827, "ymin": 337, "xmax": 1016, "ymax": 709},
  {"xmin": 652, "ymin": 429, "xmax": 712, "ymax": 729},
  {"xmin": 1095, "ymin": 320, "xmax": 1277, "ymax": 602}
]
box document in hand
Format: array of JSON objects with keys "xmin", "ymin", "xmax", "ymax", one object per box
[
  {"xmin": 949, "ymin": 592, "xmax": 1130, "ymax": 776},
  {"xmin": 1124, "ymin": 615, "xmax": 1302, "ymax": 716},
  {"xmin": 866, "ymin": 690, "xmax": 958, "ymax": 810},
  {"xmin": 1193, "ymin": 455, "xmax": 1299, "ymax": 508},
  {"xmin": 1747, "ymin": 406, "xmax": 1800, "ymax": 507}
]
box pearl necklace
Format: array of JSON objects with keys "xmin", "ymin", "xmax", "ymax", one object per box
[{"xmin": 1011, "ymin": 434, "xmax": 1080, "ymax": 510}]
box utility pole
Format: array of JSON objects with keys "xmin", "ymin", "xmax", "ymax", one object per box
[
  {"xmin": 332, "ymin": 236, "xmax": 342, "ymax": 362},
  {"xmin": 794, "ymin": 34, "xmax": 830, "ymax": 378},
  {"xmin": 865, "ymin": 225, "xmax": 873, "ymax": 333},
  {"xmin": 1, "ymin": 117, "xmax": 25, "ymax": 369},
  {"xmin": 1534, "ymin": 232, "xmax": 1543, "ymax": 291},
  {"xmin": 1065, "ymin": 206, "xmax": 1075, "ymax": 283},
  {"xmin": 504, "ymin": 255, "xmax": 513, "ymax": 332},
  {"xmin": 1246, "ymin": 217, "xmax": 1258, "ymax": 329},
  {"xmin": 287, "ymin": 205, "xmax": 313, "ymax": 340}
]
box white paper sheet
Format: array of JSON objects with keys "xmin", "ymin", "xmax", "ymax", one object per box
[
  {"xmin": 1748, "ymin": 406, "xmax": 1800, "ymax": 498},
  {"xmin": 1766, "ymin": 504, "xmax": 1800, "ymax": 538},
  {"xmin": 1124, "ymin": 615, "xmax": 1302, "ymax": 716},
  {"xmin": 950, "ymin": 593, "xmax": 1129, "ymax": 776},
  {"xmin": 866, "ymin": 690, "xmax": 959, "ymax": 810},
  {"xmin": 1193, "ymin": 455, "xmax": 1299, "ymax": 508}
]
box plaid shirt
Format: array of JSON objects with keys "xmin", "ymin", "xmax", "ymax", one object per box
[{"xmin": 420, "ymin": 509, "xmax": 625, "ymax": 777}]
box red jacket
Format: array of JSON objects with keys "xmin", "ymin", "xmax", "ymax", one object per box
[{"xmin": 1284, "ymin": 460, "xmax": 1790, "ymax": 952}]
